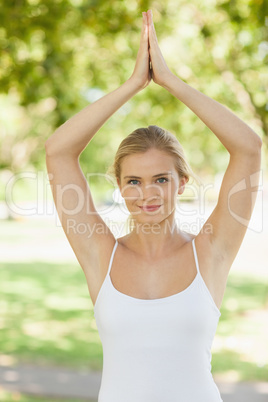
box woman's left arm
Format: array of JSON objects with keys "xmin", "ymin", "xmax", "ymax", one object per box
[
  {"xmin": 146, "ymin": 9, "xmax": 262, "ymax": 270},
  {"xmin": 165, "ymin": 76, "xmax": 262, "ymax": 270},
  {"xmin": 163, "ymin": 74, "xmax": 262, "ymax": 268}
]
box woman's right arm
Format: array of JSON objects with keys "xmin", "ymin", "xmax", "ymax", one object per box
[
  {"xmin": 45, "ymin": 13, "xmax": 150, "ymax": 305},
  {"xmin": 45, "ymin": 78, "xmax": 142, "ymax": 158},
  {"xmin": 45, "ymin": 79, "xmax": 142, "ymax": 296},
  {"xmin": 45, "ymin": 80, "xmax": 142, "ymax": 304}
]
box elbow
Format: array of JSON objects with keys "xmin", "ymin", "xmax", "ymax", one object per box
[
  {"xmin": 248, "ymin": 133, "xmax": 262, "ymax": 156},
  {"xmin": 45, "ymin": 138, "xmax": 51, "ymax": 150},
  {"xmin": 45, "ymin": 130, "xmax": 62, "ymax": 157},
  {"xmin": 253, "ymin": 128, "xmax": 262, "ymax": 148},
  {"xmin": 254, "ymin": 135, "xmax": 262, "ymax": 155},
  {"xmin": 257, "ymin": 136, "xmax": 263, "ymax": 149},
  {"xmin": 232, "ymin": 133, "xmax": 262, "ymax": 158},
  {"xmin": 45, "ymin": 138, "xmax": 56, "ymax": 157},
  {"xmin": 45, "ymin": 138, "xmax": 62, "ymax": 158},
  {"xmin": 45, "ymin": 137, "xmax": 80, "ymax": 159}
]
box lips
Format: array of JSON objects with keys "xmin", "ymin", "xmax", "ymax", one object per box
[{"xmin": 139, "ymin": 205, "xmax": 162, "ymax": 211}]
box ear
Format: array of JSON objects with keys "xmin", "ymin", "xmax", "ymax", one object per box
[
  {"xmin": 178, "ymin": 176, "xmax": 189, "ymax": 195},
  {"xmin": 116, "ymin": 177, "xmax": 121, "ymax": 191}
]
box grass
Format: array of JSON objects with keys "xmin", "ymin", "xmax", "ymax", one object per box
[
  {"xmin": 0, "ymin": 260, "xmax": 102, "ymax": 371},
  {"xmin": 0, "ymin": 218, "xmax": 267, "ymax": 383},
  {"xmin": 0, "ymin": 260, "xmax": 268, "ymax": 381},
  {"xmin": 0, "ymin": 389, "xmax": 95, "ymax": 402},
  {"xmin": 212, "ymin": 274, "xmax": 268, "ymax": 381}
]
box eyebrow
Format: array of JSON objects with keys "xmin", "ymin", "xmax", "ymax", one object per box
[{"xmin": 123, "ymin": 172, "xmax": 172, "ymax": 179}]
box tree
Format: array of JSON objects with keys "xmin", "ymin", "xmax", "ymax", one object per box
[{"xmin": 0, "ymin": 0, "xmax": 266, "ymax": 181}]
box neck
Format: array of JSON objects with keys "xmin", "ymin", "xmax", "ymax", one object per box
[{"xmin": 128, "ymin": 212, "xmax": 182, "ymax": 259}]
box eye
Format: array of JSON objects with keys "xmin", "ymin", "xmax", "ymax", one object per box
[
  {"xmin": 157, "ymin": 177, "xmax": 169, "ymax": 183},
  {"xmin": 127, "ymin": 177, "xmax": 169, "ymax": 185},
  {"xmin": 127, "ymin": 179, "xmax": 140, "ymax": 185}
]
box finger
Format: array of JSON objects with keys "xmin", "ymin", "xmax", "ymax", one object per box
[
  {"xmin": 147, "ymin": 10, "xmax": 154, "ymax": 26},
  {"xmin": 142, "ymin": 11, "xmax": 146, "ymax": 25},
  {"xmin": 138, "ymin": 14, "xmax": 149, "ymax": 57},
  {"xmin": 141, "ymin": 12, "xmax": 148, "ymax": 39},
  {"xmin": 149, "ymin": 13, "xmax": 157, "ymax": 38},
  {"xmin": 147, "ymin": 10, "xmax": 158, "ymax": 43},
  {"xmin": 140, "ymin": 23, "xmax": 146, "ymax": 47},
  {"xmin": 144, "ymin": 11, "xmax": 148, "ymax": 27}
]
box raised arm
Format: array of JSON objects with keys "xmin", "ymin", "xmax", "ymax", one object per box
[
  {"xmin": 147, "ymin": 10, "xmax": 262, "ymax": 291},
  {"xmin": 146, "ymin": 10, "xmax": 262, "ymax": 155},
  {"xmin": 45, "ymin": 11, "xmax": 152, "ymax": 158},
  {"xmin": 44, "ymin": 12, "xmax": 152, "ymax": 305}
]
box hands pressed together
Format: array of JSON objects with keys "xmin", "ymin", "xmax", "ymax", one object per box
[{"xmin": 130, "ymin": 10, "xmax": 173, "ymax": 90}]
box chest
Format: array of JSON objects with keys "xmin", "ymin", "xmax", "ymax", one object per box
[{"xmin": 109, "ymin": 244, "xmax": 199, "ymax": 301}]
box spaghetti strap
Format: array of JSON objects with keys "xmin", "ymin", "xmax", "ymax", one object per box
[
  {"xmin": 192, "ymin": 238, "xmax": 200, "ymax": 275},
  {"xmin": 107, "ymin": 239, "xmax": 118, "ymax": 275}
]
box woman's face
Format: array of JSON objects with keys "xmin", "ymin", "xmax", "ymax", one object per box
[{"xmin": 117, "ymin": 148, "xmax": 187, "ymax": 224}]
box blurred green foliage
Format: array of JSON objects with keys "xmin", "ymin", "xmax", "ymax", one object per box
[{"xmin": 0, "ymin": 0, "xmax": 267, "ymax": 179}]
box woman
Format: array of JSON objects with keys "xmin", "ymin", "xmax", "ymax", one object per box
[{"xmin": 45, "ymin": 10, "xmax": 262, "ymax": 402}]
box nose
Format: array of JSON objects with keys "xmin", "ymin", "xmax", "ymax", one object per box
[{"xmin": 141, "ymin": 183, "xmax": 161, "ymax": 202}]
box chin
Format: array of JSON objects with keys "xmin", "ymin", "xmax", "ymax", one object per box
[{"xmin": 132, "ymin": 212, "xmax": 170, "ymax": 225}]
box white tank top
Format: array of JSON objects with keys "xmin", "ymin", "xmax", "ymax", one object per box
[{"xmin": 94, "ymin": 238, "xmax": 223, "ymax": 402}]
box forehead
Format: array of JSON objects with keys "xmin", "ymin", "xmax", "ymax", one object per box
[{"xmin": 121, "ymin": 149, "xmax": 176, "ymax": 175}]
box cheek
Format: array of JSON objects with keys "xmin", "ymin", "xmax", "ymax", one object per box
[
  {"xmin": 122, "ymin": 186, "xmax": 142, "ymax": 200},
  {"xmin": 163, "ymin": 184, "xmax": 177, "ymax": 200},
  {"xmin": 160, "ymin": 186, "xmax": 178, "ymax": 212}
]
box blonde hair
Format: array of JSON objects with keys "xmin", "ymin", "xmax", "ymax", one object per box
[{"xmin": 106, "ymin": 125, "xmax": 202, "ymax": 232}]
